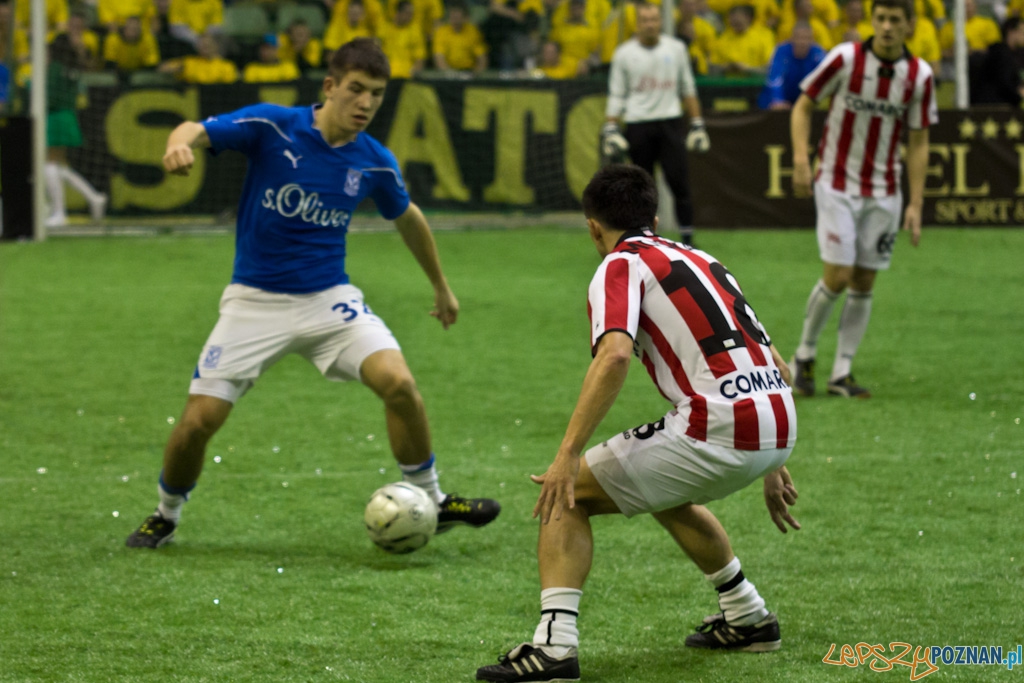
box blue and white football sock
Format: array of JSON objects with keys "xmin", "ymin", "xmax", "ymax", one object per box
[
  {"xmin": 157, "ymin": 472, "xmax": 195, "ymax": 524},
  {"xmin": 532, "ymin": 587, "xmax": 582, "ymax": 657},
  {"xmin": 796, "ymin": 279, "xmax": 840, "ymax": 361},
  {"xmin": 399, "ymin": 454, "xmax": 445, "ymax": 505},
  {"xmin": 706, "ymin": 557, "xmax": 768, "ymax": 627},
  {"xmin": 832, "ymin": 290, "xmax": 872, "ymax": 381}
]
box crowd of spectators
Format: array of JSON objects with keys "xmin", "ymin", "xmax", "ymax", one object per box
[{"xmin": 1, "ymin": 0, "xmax": 1022, "ymax": 106}]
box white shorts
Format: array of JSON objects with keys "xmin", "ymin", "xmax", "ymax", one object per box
[
  {"xmin": 189, "ymin": 283, "xmax": 401, "ymax": 403},
  {"xmin": 585, "ymin": 409, "xmax": 792, "ymax": 518},
  {"xmin": 814, "ymin": 184, "xmax": 901, "ymax": 270}
]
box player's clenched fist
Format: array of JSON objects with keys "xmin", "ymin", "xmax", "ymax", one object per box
[{"xmin": 163, "ymin": 144, "xmax": 196, "ymax": 176}]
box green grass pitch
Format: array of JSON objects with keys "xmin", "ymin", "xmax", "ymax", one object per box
[{"xmin": 0, "ymin": 226, "xmax": 1021, "ymax": 682}]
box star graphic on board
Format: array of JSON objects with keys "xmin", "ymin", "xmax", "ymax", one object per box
[
  {"xmin": 981, "ymin": 118, "xmax": 1000, "ymax": 139},
  {"xmin": 958, "ymin": 117, "xmax": 977, "ymax": 139},
  {"xmin": 1005, "ymin": 118, "xmax": 1023, "ymax": 139}
]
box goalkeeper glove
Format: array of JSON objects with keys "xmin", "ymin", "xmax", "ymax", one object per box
[
  {"xmin": 601, "ymin": 122, "xmax": 629, "ymax": 157},
  {"xmin": 686, "ymin": 118, "xmax": 710, "ymax": 153}
]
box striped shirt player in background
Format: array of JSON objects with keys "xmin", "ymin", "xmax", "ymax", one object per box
[
  {"xmin": 477, "ymin": 165, "xmax": 800, "ymax": 683},
  {"xmin": 601, "ymin": 2, "xmax": 710, "ymax": 247},
  {"xmin": 789, "ymin": 0, "xmax": 937, "ymax": 398},
  {"xmin": 125, "ymin": 39, "xmax": 500, "ymax": 549}
]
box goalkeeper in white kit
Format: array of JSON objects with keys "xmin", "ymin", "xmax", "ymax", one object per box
[{"xmin": 601, "ymin": 2, "xmax": 709, "ymax": 246}]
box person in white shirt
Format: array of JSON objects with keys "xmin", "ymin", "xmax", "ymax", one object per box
[{"xmin": 601, "ymin": 2, "xmax": 709, "ymax": 246}]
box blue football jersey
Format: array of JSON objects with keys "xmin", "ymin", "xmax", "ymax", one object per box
[{"xmin": 203, "ymin": 103, "xmax": 410, "ymax": 294}]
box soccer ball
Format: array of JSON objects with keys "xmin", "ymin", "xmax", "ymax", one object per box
[{"xmin": 364, "ymin": 482, "xmax": 438, "ymax": 554}]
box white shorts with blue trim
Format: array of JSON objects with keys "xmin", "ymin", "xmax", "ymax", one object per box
[{"xmin": 189, "ymin": 283, "xmax": 400, "ymax": 403}]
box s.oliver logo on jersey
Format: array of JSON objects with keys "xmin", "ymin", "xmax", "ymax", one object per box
[
  {"xmin": 720, "ymin": 368, "xmax": 788, "ymax": 399},
  {"xmin": 261, "ymin": 183, "xmax": 351, "ymax": 228}
]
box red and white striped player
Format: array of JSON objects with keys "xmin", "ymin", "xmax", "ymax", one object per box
[
  {"xmin": 790, "ymin": 0, "xmax": 937, "ymax": 398},
  {"xmin": 477, "ymin": 165, "xmax": 799, "ymax": 683}
]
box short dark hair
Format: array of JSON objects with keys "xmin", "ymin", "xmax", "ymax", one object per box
[
  {"xmin": 871, "ymin": 0, "xmax": 913, "ymax": 20},
  {"xmin": 582, "ymin": 164, "xmax": 658, "ymax": 233},
  {"xmin": 1002, "ymin": 16, "xmax": 1022, "ymax": 39},
  {"xmin": 328, "ymin": 37, "xmax": 390, "ymax": 80},
  {"xmin": 448, "ymin": 0, "xmax": 468, "ymax": 12}
]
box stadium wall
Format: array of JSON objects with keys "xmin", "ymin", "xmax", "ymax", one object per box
[{"xmin": 69, "ymin": 80, "xmax": 1024, "ymax": 227}]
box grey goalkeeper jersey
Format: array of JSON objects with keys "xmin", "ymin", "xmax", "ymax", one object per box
[{"xmin": 606, "ymin": 36, "xmax": 697, "ymax": 123}]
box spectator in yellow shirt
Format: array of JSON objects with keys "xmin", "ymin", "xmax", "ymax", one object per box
[
  {"xmin": 599, "ymin": 0, "xmax": 637, "ymax": 64},
  {"xmin": 324, "ymin": 0, "xmax": 378, "ymax": 52},
  {"xmin": 532, "ymin": 39, "xmax": 577, "ymax": 78},
  {"xmin": 15, "ymin": 0, "xmax": 67, "ymax": 35},
  {"xmin": 104, "ymin": 15, "xmax": 161, "ymax": 72},
  {"xmin": 831, "ymin": 0, "xmax": 872, "ymax": 43},
  {"xmin": 677, "ymin": 0, "xmax": 718, "ymax": 57},
  {"xmin": 778, "ymin": 0, "xmax": 833, "ymax": 49},
  {"xmin": 380, "ymin": 0, "xmax": 426, "ymax": 78},
  {"xmin": 940, "ymin": 0, "xmax": 1000, "ymax": 56},
  {"xmin": 707, "ymin": 0, "xmax": 778, "ymax": 31},
  {"xmin": 99, "ymin": 0, "xmax": 157, "ymax": 32},
  {"xmin": 906, "ymin": 16, "xmax": 940, "ymax": 70},
  {"xmin": 278, "ymin": 19, "xmax": 323, "ymax": 74},
  {"xmin": 550, "ymin": 0, "xmax": 599, "ymax": 75},
  {"xmin": 709, "ymin": 4, "xmax": 775, "ymax": 76},
  {"xmin": 385, "ymin": 0, "xmax": 443, "ymax": 41},
  {"xmin": 168, "ymin": 0, "xmax": 223, "ymax": 49},
  {"xmin": 243, "ymin": 34, "xmax": 301, "ymax": 83},
  {"xmin": 915, "ymin": 0, "xmax": 945, "ymax": 26},
  {"xmin": 433, "ymin": 2, "xmax": 488, "ymax": 72},
  {"xmin": 778, "ymin": 0, "xmax": 838, "ymax": 31},
  {"xmin": 158, "ymin": 31, "xmax": 238, "ymax": 83},
  {"xmin": 549, "ymin": 0, "xmax": 611, "ymax": 32}
]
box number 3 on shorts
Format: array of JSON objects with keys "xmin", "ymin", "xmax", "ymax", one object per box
[{"xmin": 332, "ymin": 299, "xmax": 372, "ymax": 322}]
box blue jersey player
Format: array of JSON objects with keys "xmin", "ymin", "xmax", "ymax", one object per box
[{"xmin": 127, "ymin": 39, "xmax": 500, "ymax": 549}]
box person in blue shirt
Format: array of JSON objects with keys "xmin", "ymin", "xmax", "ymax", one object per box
[
  {"xmin": 126, "ymin": 38, "xmax": 500, "ymax": 549},
  {"xmin": 758, "ymin": 23, "xmax": 826, "ymax": 110}
]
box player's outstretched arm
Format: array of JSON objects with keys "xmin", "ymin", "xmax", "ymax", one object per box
[
  {"xmin": 902, "ymin": 128, "xmax": 929, "ymax": 247},
  {"xmin": 764, "ymin": 465, "xmax": 800, "ymax": 533},
  {"xmin": 163, "ymin": 121, "xmax": 211, "ymax": 177},
  {"xmin": 790, "ymin": 95, "xmax": 816, "ymax": 198},
  {"xmin": 532, "ymin": 331, "xmax": 633, "ymax": 524},
  {"xmin": 393, "ymin": 202, "xmax": 459, "ymax": 329}
]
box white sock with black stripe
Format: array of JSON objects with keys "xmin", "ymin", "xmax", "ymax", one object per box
[
  {"xmin": 706, "ymin": 557, "xmax": 768, "ymax": 627},
  {"xmin": 532, "ymin": 587, "xmax": 582, "ymax": 657}
]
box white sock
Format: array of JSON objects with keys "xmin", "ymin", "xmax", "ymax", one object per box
[
  {"xmin": 399, "ymin": 454, "xmax": 445, "ymax": 505},
  {"xmin": 59, "ymin": 165, "xmax": 104, "ymax": 204},
  {"xmin": 156, "ymin": 473, "xmax": 194, "ymax": 524},
  {"xmin": 157, "ymin": 486, "xmax": 186, "ymax": 524},
  {"xmin": 706, "ymin": 558, "xmax": 768, "ymax": 627},
  {"xmin": 795, "ymin": 279, "xmax": 840, "ymax": 360},
  {"xmin": 831, "ymin": 290, "xmax": 872, "ymax": 381},
  {"xmin": 44, "ymin": 163, "xmax": 65, "ymax": 218},
  {"xmin": 532, "ymin": 587, "xmax": 582, "ymax": 655}
]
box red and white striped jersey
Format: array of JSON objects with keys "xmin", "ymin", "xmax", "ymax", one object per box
[
  {"xmin": 800, "ymin": 38, "xmax": 938, "ymax": 197},
  {"xmin": 588, "ymin": 230, "xmax": 796, "ymax": 451}
]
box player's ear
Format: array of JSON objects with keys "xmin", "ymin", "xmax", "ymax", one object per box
[{"xmin": 587, "ymin": 217, "xmax": 602, "ymax": 243}]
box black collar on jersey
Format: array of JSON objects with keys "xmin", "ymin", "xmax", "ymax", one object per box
[
  {"xmin": 615, "ymin": 228, "xmax": 655, "ymax": 246},
  {"xmin": 862, "ymin": 36, "xmax": 912, "ymax": 68}
]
